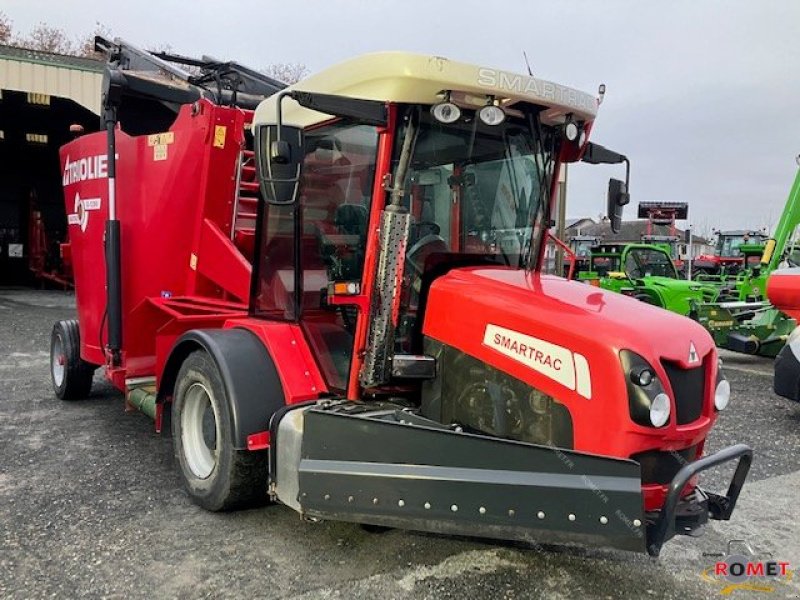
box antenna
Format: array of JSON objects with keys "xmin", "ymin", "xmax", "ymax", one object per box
[{"xmin": 522, "ymin": 51, "xmax": 533, "ymax": 77}]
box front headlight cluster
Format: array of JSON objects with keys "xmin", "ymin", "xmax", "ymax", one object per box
[{"xmin": 620, "ymin": 350, "xmax": 671, "ymax": 428}]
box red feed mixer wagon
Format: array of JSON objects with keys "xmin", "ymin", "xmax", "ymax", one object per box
[{"xmin": 50, "ymin": 37, "xmax": 752, "ymax": 557}]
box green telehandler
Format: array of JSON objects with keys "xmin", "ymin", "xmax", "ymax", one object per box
[{"xmin": 578, "ymin": 243, "xmax": 725, "ymax": 316}]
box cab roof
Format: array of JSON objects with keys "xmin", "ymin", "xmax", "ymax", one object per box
[{"xmin": 253, "ymin": 51, "xmax": 599, "ymax": 129}]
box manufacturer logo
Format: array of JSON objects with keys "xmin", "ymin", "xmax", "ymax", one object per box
[
  {"xmin": 482, "ymin": 324, "xmax": 592, "ymax": 399},
  {"xmin": 67, "ymin": 192, "xmax": 102, "ymax": 232},
  {"xmin": 688, "ymin": 341, "xmax": 700, "ymax": 364},
  {"xmin": 62, "ymin": 154, "xmax": 108, "ymax": 186},
  {"xmin": 701, "ymin": 540, "xmax": 793, "ymax": 595},
  {"xmin": 476, "ymin": 68, "xmax": 596, "ymax": 113}
]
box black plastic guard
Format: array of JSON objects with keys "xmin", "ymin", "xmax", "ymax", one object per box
[{"xmin": 297, "ymin": 406, "xmax": 647, "ymax": 553}]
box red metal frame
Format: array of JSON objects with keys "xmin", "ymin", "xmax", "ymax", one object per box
[
  {"xmin": 547, "ymin": 231, "xmax": 577, "ymax": 280},
  {"xmin": 345, "ymin": 104, "xmax": 398, "ymax": 399}
]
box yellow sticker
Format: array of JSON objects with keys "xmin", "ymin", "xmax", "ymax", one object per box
[
  {"xmin": 153, "ymin": 144, "xmax": 168, "ymax": 161},
  {"xmin": 213, "ymin": 125, "xmax": 227, "ymax": 148},
  {"xmin": 147, "ymin": 132, "xmax": 174, "ymax": 146},
  {"xmin": 190, "ymin": 253, "xmax": 198, "ymax": 270}
]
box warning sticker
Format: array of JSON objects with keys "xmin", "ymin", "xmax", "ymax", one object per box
[
  {"xmin": 147, "ymin": 132, "xmax": 174, "ymax": 146},
  {"xmin": 213, "ymin": 125, "xmax": 227, "ymax": 148},
  {"xmin": 153, "ymin": 144, "xmax": 168, "ymax": 161}
]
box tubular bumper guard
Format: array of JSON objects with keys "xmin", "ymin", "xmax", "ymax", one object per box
[{"xmin": 646, "ymin": 443, "xmax": 752, "ymax": 556}]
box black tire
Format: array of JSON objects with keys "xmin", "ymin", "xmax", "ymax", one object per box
[
  {"xmin": 50, "ymin": 320, "xmax": 95, "ymax": 400},
  {"xmin": 634, "ymin": 293, "xmax": 659, "ymax": 306},
  {"xmin": 172, "ymin": 350, "xmax": 268, "ymax": 511}
]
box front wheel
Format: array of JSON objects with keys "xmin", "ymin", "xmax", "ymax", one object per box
[
  {"xmin": 50, "ymin": 320, "xmax": 95, "ymax": 400},
  {"xmin": 634, "ymin": 293, "xmax": 660, "ymax": 307},
  {"xmin": 172, "ymin": 350, "xmax": 268, "ymax": 511}
]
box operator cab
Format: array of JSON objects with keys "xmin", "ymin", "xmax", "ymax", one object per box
[
  {"xmin": 252, "ymin": 105, "xmax": 554, "ymax": 392},
  {"xmin": 249, "ymin": 52, "xmax": 603, "ymax": 397}
]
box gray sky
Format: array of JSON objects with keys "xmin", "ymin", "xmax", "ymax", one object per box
[{"xmin": 5, "ymin": 0, "xmax": 799, "ymax": 234}]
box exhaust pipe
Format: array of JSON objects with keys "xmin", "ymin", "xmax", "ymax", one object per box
[
  {"xmin": 360, "ymin": 110, "xmax": 418, "ymax": 388},
  {"xmin": 360, "ymin": 205, "xmax": 411, "ymax": 387}
]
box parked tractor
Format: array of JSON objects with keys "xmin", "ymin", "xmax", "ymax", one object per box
[
  {"xmin": 693, "ymin": 160, "xmax": 800, "ymax": 357},
  {"xmin": 638, "ymin": 201, "xmax": 689, "ymax": 275},
  {"xmin": 693, "ymin": 229, "xmax": 769, "ymax": 277},
  {"xmin": 49, "ymin": 38, "xmax": 751, "ymax": 557},
  {"xmin": 578, "ymin": 243, "xmax": 723, "ymax": 316},
  {"xmin": 563, "ymin": 234, "xmax": 600, "ymax": 277}
]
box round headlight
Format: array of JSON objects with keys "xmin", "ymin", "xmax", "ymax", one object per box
[
  {"xmin": 431, "ymin": 102, "xmax": 461, "ymax": 124},
  {"xmin": 478, "ymin": 105, "xmax": 506, "ymax": 126},
  {"xmin": 650, "ymin": 393, "xmax": 671, "ymax": 427},
  {"xmin": 565, "ymin": 121, "xmax": 579, "ymax": 142},
  {"xmin": 630, "ymin": 367, "xmax": 655, "ymax": 387},
  {"xmin": 715, "ymin": 379, "xmax": 730, "ymax": 411}
]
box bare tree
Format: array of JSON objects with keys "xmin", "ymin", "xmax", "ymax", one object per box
[
  {"xmin": 16, "ymin": 22, "xmax": 77, "ymax": 54},
  {"xmin": 0, "ymin": 12, "xmax": 12, "ymax": 44},
  {"xmin": 261, "ymin": 63, "xmax": 308, "ymax": 85},
  {"xmin": 78, "ymin": 21, "xmax": 113, "ymax": 57}
]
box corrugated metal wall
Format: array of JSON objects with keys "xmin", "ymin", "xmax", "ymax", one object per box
[{"xmin": 0, "ymin": 51, "xmax": 101, "ymax": 115}]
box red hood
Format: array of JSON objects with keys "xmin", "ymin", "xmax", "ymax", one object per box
[
  {"xmin": 422, "ymin": 267, "xmax": 717, "ymax": 459},
  {"xmin": 424, "ymin": 267, "xmax": 715, "ymax": 369}
]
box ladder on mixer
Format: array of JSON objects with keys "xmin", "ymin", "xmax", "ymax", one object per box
[{"xmin": 231, "ymin": 131, "xmax": 260, "ymax": 259}]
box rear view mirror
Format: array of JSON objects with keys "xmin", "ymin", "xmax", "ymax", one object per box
[
  {"xmin": 256, "ymin": 124, "xmax": 303, "ymax": 205},
  {"xmin": 607, "ymin": 178, "xmax": 629, "ymax": 234}
]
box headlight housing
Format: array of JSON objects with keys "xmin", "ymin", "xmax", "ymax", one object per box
[
  {"xmin": 714, "ymin": 363, "xmax": 731, "ymax": 411},
  {"xmin": 650, "ymin": 393, "xmax": 671, "ymax": 427},
  {"xmin": 620, "ymin": 350, "xmax": 671, "ymax": 428}
]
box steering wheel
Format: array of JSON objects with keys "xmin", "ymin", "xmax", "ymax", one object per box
[{"xmin": 407, "ymin": 233, "xmax": 447, "ymax": 273}]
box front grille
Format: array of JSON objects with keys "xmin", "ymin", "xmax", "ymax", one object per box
[
  {"xmin": 661, "ymin": 360, "xmax": 705, "ymax": 424},
  {"xmin": 632, "ymin": 445, "xmax": 698, "ymax": 484}
]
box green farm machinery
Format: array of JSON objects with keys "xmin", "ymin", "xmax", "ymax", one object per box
[
  {"xmin": 694, "ymin": 160, "xmax": 800, "ymax": 357},
  {"xmin": 578, "ymin": 243, "xmax": 724, "ymax": 316}
]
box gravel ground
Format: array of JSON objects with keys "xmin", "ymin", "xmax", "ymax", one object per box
[{"xmin": 0, "ymin": 289, "xmax": 798, "ymax": 599}]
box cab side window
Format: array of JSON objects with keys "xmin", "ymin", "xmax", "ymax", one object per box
[{"xmin": 298, "ymin": 123, "xmax": 379, "ymax": 391}]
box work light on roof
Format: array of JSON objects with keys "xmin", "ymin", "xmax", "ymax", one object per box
[
  {"xmin": 478, "ymin": 98, "xmax": 506, "ymax": 126},
  {"xmin": 431, "ymin": 92, "xmax": 461, "ymax": 124},
  {"xmin": 564, "ymin": 119, "xmax": 580, "ymax": 142}
]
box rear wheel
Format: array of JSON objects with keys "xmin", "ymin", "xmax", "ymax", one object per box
[
  {"xmin": 172, "ymin": 350, "xmax": 268, "ymax": 511},
  {"xmin": 50, "ymin": 320, "xmax": 95, "ymax": 400}
]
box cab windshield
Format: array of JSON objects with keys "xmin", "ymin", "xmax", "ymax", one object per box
[
  {"xmin": 393, "ymin": 106, "xmax": 554, "ymax": 274},
  {"xmin": 718, "ymin": 235, "xmax": 747, "ymax": 258},
  {"xmin": 624, "ymin": 247, "xmax": 678, "ymax": 279}
]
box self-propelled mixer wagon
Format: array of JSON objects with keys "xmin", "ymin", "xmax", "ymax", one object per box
[{"xmin": 51, "ymin": 38, "xmax": 752, "ymax": 557}]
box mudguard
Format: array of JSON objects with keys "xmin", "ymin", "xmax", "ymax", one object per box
[{"xmin": 161, "ymin": 328, "xmax": 286, "ymax": 448}]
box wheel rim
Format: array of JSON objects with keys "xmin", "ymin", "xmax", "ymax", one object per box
[
  {"xmin": 181, "ymin": 382, "xmax": 219, "ymax": 479},
  {"xmin": 51, "ymin": 334, "xmax": 65, "ymax": 387}
]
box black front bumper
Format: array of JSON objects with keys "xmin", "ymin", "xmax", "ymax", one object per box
[{"xmin": 646, "ymin": 444, "xmax": 752, "ymax": 556}]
